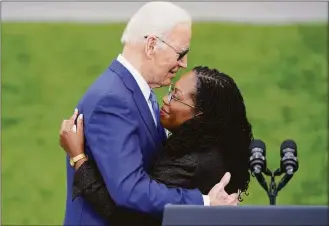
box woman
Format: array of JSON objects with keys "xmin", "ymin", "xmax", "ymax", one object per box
[{"xmin": 60, "ymin": 66, "xmax": 253, "ymax": 225}]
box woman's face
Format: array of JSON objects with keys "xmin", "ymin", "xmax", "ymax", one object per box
[{"xmin": 160, "ymin": 71, "xmax": 197, "ymax": 131}]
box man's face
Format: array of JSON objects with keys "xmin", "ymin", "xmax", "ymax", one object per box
[{"xmin": 145, "ymin": 23, "xmax": 191, "ymax": 88}]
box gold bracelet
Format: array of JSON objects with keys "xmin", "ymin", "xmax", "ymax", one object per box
[{"xmin": 69, "ymin": 153, "xmax": 87, "ymax": 167}]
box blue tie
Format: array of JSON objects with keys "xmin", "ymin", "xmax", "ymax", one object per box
[{"xmin": 149, "ymin": 90, "xmax": 160, "ymax": 127}]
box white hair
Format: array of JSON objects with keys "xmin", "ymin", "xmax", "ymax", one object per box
[{"xmin": 121, "ymin": 1, "xmax": 192, "ymax": 45}]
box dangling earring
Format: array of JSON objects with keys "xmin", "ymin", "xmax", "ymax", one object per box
[{"xmin": 193, "ymin": 111, "xmax": 203, "ymax": 117}]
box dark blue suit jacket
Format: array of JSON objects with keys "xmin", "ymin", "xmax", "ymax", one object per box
[{"xmin": 63, "ymin": 60, "xmax": 203, "ymax": 225}]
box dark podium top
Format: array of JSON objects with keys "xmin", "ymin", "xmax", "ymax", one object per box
[{"xmin": 162, "ymin": 205, "xmax": 328, "ymax": 226}]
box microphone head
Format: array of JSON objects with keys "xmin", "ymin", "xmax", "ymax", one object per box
[
  {"xmin": 249, "ymin": 139, "xmax": 267, "ymax": 174},
  {"xmin": 249, "ymin": 139, "xmax": 266, "ymax": 154},
  {"xmin": 280, "ymin": 139, "xmax": 298, "ymax": 174},
  {"xmin": 280, "ymin": 139, "xmax": 297, "ymax": 157}
]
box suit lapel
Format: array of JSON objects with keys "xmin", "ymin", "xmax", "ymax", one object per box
[
  {"xmin": 133, "ymin": 92, "xmax": 161, "ymax": 142},
  {"xmin": 109, "ymin": 60, "xmax": 161, "ymax": 144}
]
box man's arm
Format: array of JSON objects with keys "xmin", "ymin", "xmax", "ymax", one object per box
[{"xmin": 85, "ymin": 93, "xmax": 204, "ymax": 214}]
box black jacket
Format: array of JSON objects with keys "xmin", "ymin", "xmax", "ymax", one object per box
[{"xmin": 72, "ymin": 146, "xmax": 231, "ymax": 226}]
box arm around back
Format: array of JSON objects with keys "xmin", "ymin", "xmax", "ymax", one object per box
[{"xmin": 84, "ymin": 93, "xmax": 203, "ymax": 214}]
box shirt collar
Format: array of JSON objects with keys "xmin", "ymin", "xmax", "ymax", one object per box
[{"xmin": 117, "ymin": 54, "xmax": 151, "ymax": 101}]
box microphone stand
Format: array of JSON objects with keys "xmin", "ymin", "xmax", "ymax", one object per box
[
  {"xmin": 255, "ymin": 168, "xmax": 292, "ymax": 205},
  {"xmin": 264, "ymin": 169, "xmax": 279, "ymax": 205}
]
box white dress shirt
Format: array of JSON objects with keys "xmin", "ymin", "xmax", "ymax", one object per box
[
  {"xmin": 116, "ymin": 54, "xmax": 210, "ymax": 206},
  {"xmin": 117, "ymin": 54, "xmax": 157, "ymax": 126}
]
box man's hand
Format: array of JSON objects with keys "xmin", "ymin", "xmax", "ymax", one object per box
[{"xmin": 208, "ymin": 172, "xmax": 239, "ymax": 206}]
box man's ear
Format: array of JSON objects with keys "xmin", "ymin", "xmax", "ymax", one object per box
[{"xmin": 144, "ymin": 36, "xmax": 157, "ymax": 59}]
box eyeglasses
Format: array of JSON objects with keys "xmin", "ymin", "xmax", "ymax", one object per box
[
  {"xmin": 144, "ymin": 36, "xmax": 190, "ymax": 61},
  {"xmin": 168, "ymin": 83, "xmax": 195, "ymax": 109}
]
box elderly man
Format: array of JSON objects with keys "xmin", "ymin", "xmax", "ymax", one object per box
[{"xmin": 63, "ymin": 2, "xmax": 238, "ymax": 225}]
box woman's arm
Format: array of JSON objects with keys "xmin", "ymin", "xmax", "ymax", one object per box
[
  {"xmin": 72, "ymin": 160, "xmax": 117, "ymax": 222},
  {"xmin": 59, "ymin": 110, "xmax": 117, "ymax": 222},
  {"xmin": 59, "ymin": 110, "xmax": 197, "ymax": 221},
  {"xmin": 72, "ymin": 160, "xmax": 166, "ymax": 226},
  {"xmin": 70, "ymin": 151, "xmax": 198, "ymax": 223}
]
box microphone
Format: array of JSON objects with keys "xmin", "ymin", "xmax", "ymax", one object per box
[
  {"xmin": 249, "ymin": 139, "xmax": 267, "ymax": 174},
  {"xmin": 249, "ymin": 139, "xmax": 268, "ymax": 191},
  {"xmin": 280, "ymin": 139, "xmax": 299, "ymax": 175},
  {"xmin": 247, "ymin": 139, "xmax": 299, "ymax": 205},
  {"xmin": 277, "ymin": 140, "xmax": 299, "ymax": 192}
]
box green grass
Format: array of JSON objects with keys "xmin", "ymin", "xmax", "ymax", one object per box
[{"xmin": 2, "ymin": 22, "xmax": 328, "ymax": 224}]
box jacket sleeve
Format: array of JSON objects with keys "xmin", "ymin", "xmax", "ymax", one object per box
[
  {"xmin": 84, "ymin": 93, "xmax": 203, "ymax": 214},
  {"xmin": 72, "ymin": 160, "xmax": 116, "ymax": 222},
  {"xmin": 71, "ymin": 154, "xmax": 198, "ymax": 221}
]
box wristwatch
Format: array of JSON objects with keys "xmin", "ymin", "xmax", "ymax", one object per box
[{"xmin": 69, "ymin": 153, "xmax": 87, "ymax": 167}]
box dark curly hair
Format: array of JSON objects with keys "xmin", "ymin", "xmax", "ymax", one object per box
[{"xmin": 163, "ymin": 66, "xmax": 253, "ymax": 201}]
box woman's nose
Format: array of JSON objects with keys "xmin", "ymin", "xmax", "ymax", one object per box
[{"xmin": 163, "ymin": 95, "xmax": 170, "ymax": 106}]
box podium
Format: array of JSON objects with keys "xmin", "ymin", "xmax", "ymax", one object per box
[{"xmin": 162, "ymin": 205, "xmax": 328, "ymax": 226}]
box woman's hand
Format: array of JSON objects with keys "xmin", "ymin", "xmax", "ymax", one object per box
[{"xmin": 59, "ymin": 109, "xmax": 85, "ymax": 159}]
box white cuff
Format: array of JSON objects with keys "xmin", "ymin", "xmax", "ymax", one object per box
[{"xmin": 202, "ymin": 195, "xmax": 210, "ymax": 206}]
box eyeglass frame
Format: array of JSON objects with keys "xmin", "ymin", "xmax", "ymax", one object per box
[
  {"xmin": 168, "ymin": 83, "xmax": 196, "ymax": 109},
  {"xmin": 144, "ymin": 35, "xmax": 190, "ymax": 61}
]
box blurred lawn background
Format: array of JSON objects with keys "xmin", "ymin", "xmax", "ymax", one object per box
[{"xmin": 2, "ymin": 22, "xmax": 328, "ymax": 224}]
